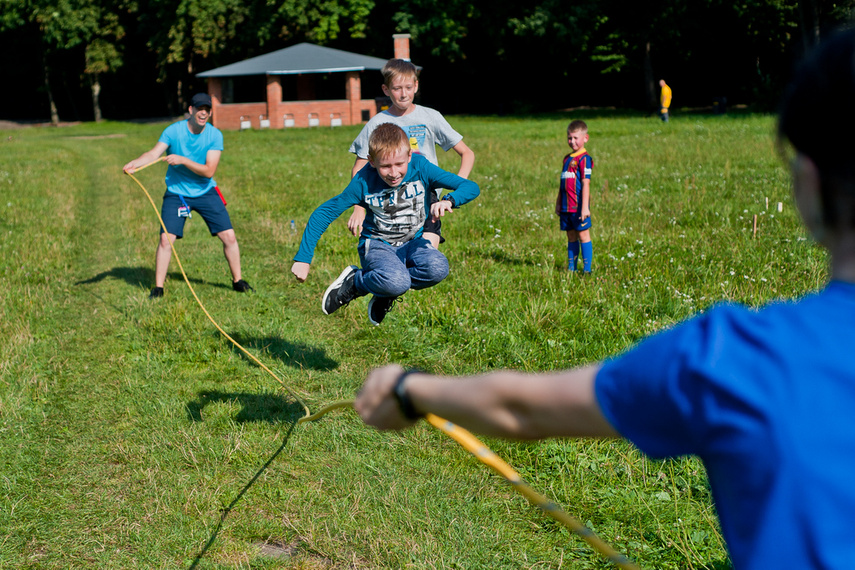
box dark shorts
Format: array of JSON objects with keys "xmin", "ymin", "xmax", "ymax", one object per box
[
  {"xmin": 160, "ymin": 187, "xmax": 233, "ymax": 238},
  {"xmin": 559, "ymin": 211, "xmax": 592, "ymax": 232},
  {"xmin": 423, "ymin": 191, "xmax": 444, "ymax": 242}
]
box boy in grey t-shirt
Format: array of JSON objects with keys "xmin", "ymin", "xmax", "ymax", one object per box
[{"xmin": 347, "ymin": 59, "xmax": 475, "ymax": 248}]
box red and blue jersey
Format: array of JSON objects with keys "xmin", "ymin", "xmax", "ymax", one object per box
[{"xmin": 556, "ymin": 150, "xmax": 592, "ymax": 214}]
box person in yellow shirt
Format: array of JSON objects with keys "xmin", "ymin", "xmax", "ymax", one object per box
[{"xmin": 659, "ymin": 79, "xmax": 672, "ymax": 122}]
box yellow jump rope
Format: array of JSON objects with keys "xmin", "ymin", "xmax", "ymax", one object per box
[{"xmin": 124, "ymin": 159, "xmax": 640, "ymax": 570}]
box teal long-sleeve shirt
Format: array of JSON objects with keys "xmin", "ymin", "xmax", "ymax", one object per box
[{"xmin": 294, "ymin": 154, "xmax": 479, "ymax": 264}]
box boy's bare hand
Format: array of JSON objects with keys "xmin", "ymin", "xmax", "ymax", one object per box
[
  {"xmin": 581, "ymin": 206, "xmax": 591, "ymax": 221},
  {"xmin": 347, "ymin": 209, "xmax": 365, "ymax": 236},
  {"xmin": 291, "ymin": 261, "xmax": 311, "ymax": 282},
  {"xmin": 430, "ymin": 199, "xmax": 454, "ymax": 222}
]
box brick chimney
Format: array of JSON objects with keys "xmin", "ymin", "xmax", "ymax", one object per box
[{"xmin": 393, "ymin": 34, "xmax": 411, "ymax": 61}]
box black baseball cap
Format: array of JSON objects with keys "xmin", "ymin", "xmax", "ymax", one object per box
[{"xmin": 190, "ymin": 93, "xmax": 212, "ymax": 108}]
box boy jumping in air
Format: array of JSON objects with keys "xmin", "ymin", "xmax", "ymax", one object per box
[
  {"xmin": 556, "ymin": 120, "xmax": 593, "ymax": 273},
  {"xmin": 291, "ymin": 124, "xmax": 479, "ymax": 326},
  {"xmin": 347, "ymin": 59, "xmax": 475, "ymax": 248}
]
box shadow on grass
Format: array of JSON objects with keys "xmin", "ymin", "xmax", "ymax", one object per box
[
  {"xmin": 478, "ymin": 248, "xmax": 568, "ymax": 271},
  {"xmin": 186, "ymin": 390, "xmax": 306, "ymax": 424},
  {"xmin": 74, "ymin": 265, "xmax": 231, "ymax": 291},
  {"xmin": 75, "ymin": 265, "xmax": 153, "ymax": 288},
  {"xmin": 228, "ymin": 333, "xmax": 338, "ymax": 371},
  {"xmin": 187, "ymin": 420, "xmax": 299, "ymax": 570},
  {"xmin": 479, "ymin": 249, "xmax": 531, "ymax": 267}
]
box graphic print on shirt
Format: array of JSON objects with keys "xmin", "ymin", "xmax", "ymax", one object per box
[
  {"xmin": 364, "ymin": 180, "xmax": 427, "ymax": 243},
  {"xmin": 407, "ymin": 124, "xmax": 428, "ymax": 154}
]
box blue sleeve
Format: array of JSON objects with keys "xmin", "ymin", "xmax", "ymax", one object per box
[
  {"xmin": 293, "ymin": 179, "xmax": 365, "ymax": 264},
  {"xmin": 583, "ymin": 155, "xmax": 593, "ymax": 179},
  {"xmin": 210, "ymin": 127, "xmax": 224, "ymax": 152},
  {"xmin": 419, "ymin": 159, "xmax": 480, "ymax": 207}
]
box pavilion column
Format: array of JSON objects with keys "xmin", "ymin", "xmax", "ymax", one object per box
[
  {"xmin": 345, "ymin": 71, "xmax": 361, "ymax": 125},
  {"xmin": 266, "ymin": 75, "xmax": 282, "ymax": 128},
  {"xmin": 207, "ymin": 77, "xmax": 222, "ymax": 128}
]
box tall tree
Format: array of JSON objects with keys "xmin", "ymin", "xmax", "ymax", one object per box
[{"xmin": 1, "ymin": 0, "xmax": 126, "ymax": 123}]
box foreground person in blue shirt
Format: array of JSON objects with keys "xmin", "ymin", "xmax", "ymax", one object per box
[
  {"xmin": 355, "ymin": 30, "xmax": 855, "ymax": 569},
  {"xmin": 291, "ymin": 123, "xmax": 479, "ymax": 325}
]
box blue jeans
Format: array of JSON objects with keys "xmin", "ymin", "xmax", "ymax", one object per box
[{"xmin": 354, "ymin": 237, "xmax": 449, "ymax": 298}]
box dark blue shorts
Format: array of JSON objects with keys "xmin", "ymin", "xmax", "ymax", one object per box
[
  {"xmin": 160, "ymin": 188, "xmax": 233, "ymax": 238},
  {"xmin": 559, "ymin": 211, "xmax": 592, "ymax": 232}
]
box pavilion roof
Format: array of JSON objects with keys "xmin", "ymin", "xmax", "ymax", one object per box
[{"xmin": 197, "ymin": 43, "xmax": 390, "ymax": 78}]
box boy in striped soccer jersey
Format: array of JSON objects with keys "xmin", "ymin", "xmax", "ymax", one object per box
[{"xmin": 555, "ymin": 120, "xmax": 593, "ymax": 273}]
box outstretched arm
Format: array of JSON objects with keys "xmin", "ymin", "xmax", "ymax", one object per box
[
  {"xmin": 355, "ymin": 364, "xmax": 619, "ymax": 439},
  {"xmin": 123, "ymin": 141, "xmax": 169, "ymax": 173}
]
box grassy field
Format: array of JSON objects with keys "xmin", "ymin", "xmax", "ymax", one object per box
[{"xmin": 0, "ymin": 112, "xmax": 827, "ymax": 569}]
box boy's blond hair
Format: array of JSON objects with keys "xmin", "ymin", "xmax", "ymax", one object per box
[
  {"xmin": 568, "ymin": 120, "xmax": 588, "ymax": 134},
  {"xmin": 382, "ymin": 59, "xmax": 419, "ymax": 87},
  {"xmin": 368, "ymin": 123, "xmax": 410, "ymax": 161}
]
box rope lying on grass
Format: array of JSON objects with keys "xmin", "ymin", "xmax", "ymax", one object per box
[
  {"xmin": 124, "ymin": 157, "xmax": 311, "ymax": 418},
  {"xmin": 124, "ymin": 160, "xmax": 640, "ymax": 570},
  {"xmin": 305, "ymin": 402, "xmax": 640, "ymax": 570}
]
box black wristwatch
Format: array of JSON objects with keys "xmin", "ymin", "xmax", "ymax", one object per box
[
  {"xmin": 442, "ymin": 195, "xmax": 456, "ymax": 208},
  {"xmin": 393, "ymin": 369, "xmax": 424, "ymax": 420}
]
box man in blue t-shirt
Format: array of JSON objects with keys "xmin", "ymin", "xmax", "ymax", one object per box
[
  {"xmin": 353, "ymin": 31, "xmax": 855, "ymax": 569},
  {"xmin": 124, "ymin": 93, "xmax": 252, "ymax": 299}
]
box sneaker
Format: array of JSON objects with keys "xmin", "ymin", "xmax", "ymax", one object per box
[
  {"xmin": 149, "ymin": 286, "xmax": 164, "ymax": 299},
  {"xmin": 367, "ymin": 295, "xmax": 400, "ymax": 326},
  {"xmin": 233, "ymin": 279, "xmax": 253, "ymax": 292},
  {"xmin": 322, "ymin": 265, "xmax": 359, "ymax": 315}
]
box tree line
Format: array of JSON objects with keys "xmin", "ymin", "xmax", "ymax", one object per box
[{"xmin": 1, "ymin": 0, "xmax": 853, "ymax": 123}]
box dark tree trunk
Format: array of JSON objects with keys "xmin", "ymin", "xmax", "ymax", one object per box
[
  {"xmin": 799, "ymin": 0, "xmax": 821, "ymax": 51},
  {"xmin": 91, "ymin": 74, "xmax": 102, "ymax": 122},
  {"xmin": 644, "ymin": 40, "xmax": 656, "ymax": 110},
  {"xmin": 43, "ymin": 53, "xmax": 59, "ymax": 125}
]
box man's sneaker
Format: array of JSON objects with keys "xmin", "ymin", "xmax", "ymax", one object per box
[
  {"xmin": 322, "ymin": 265, "xmax": 359, "ymax": 315},
  {"xmin": 149, "ymin": 286, "xmax": 164, "ymax": 299},
  {"xmin": 233, "ymin": 279, "xmax": 253, "ymax": 292},
  {"xmin": 367, "ymin": 295, "xmax": 400, "ymax": 326}
]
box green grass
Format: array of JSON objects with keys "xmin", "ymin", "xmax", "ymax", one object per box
[{"xmin": 0, "ymin": 112, "xmax": 826, "ymax": 569}]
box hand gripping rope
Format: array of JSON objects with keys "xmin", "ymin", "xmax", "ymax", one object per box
[{"xmin": 124, "ymin": 160, "xmax": 640, "ymax": 570}]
